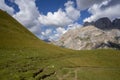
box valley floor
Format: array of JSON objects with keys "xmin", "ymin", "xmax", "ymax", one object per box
[{"xmin": 0, "ymin": 48, "xmax": 120, "ymax": 80}]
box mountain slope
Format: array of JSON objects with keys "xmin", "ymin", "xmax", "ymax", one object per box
[
  {"xmin": 0, "ymin": 10, "xmax": 120, "ymax": 80},
  {"xmin": 0, "ymin": 9, "xmax": 44, "ymax": 48},
  {"xmin": 54, "ymin": 18, "xmax": 120, "ymax": 50},
  {"xmin": 0, "ymin": 10, "xmax": 67, "ymax": 51}
]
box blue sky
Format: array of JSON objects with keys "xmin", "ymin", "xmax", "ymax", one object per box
[
  {"xmin": 1, "ymin": 0, "xmax": 120, "ymax": 41},
  {"xmin": 35, "ymin": 0, "xmax": 91, "ymax": 24},
  {"xmin": 36, "ymin": 0, "xmax": 69, "ymax": 14}
]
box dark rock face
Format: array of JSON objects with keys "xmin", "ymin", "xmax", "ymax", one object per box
[
  {"xmin": 94, "ymin": 17, "xmax": 112, "ymax": 29},
  {"xmin": 83, "ymin": 17, "xmax": 120, "ymax": 30},
  {"xmin": 83, "ymin": 21, "xmax": 94, "ymax": 27},
  {"xmin": 43, "ymin": 39, "xmax": 51, "ymax": 42},
  {"xmin": 112, "ymin": 18, "xmax": 120, "ymax": 29},
  {"xmin": 94, "ymin": 41, "xmax": 120, "ymax": 50}
]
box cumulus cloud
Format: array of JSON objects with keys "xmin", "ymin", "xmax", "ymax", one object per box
[
  {"xmin": 65, "ymin": 1, "xmax": 80, "ymax": 21},
  {"xmin": 0, "ymin": 0, "xmax": 81, "ymax": 41},
  {"xmin": 38, "ymin": 1, "xmax": 81, "ymax": 40},
  {"xmin": 68, "ymin": 23, "xmax": 82, "ymax": 30},
  {"xmin": 39, "ymin": 27, "xmax": 66, "ymax": 41},
  {"xmin": 13, "ymin": 0, "xmax": 41, "ymax": 34},
  {"xmin": 0, "ymin": 0, "xmax": 14, "ymax": 15},
  {"xmin": 38, "ymin": 9, "xmax": 73, "ymax": 27},
  {"xmin": 41, "ymin": 23, "xmax": 82, "ymax": 41},
  {"xmin": 50, "ymin": 27, "xmax": 67, "ymax": 41},
  {"xmin": 54, "ymin": 23, "xmax": 81, "ymax": 40},
  {"xmin": 13, "ymin": 0, "xmax": 39, "ymax": 27},
  {"xmin": 41, "ymin": 29, "xmax": 52, "ymax": 39},
  {"xmin": 38, "ymin": 1, "xmax": 80, "ymax": 27},
  {"xmin": 84, "ymin": 3, "xmax": 120, "ymax": 22},
  {"xmin": 76, "ymin": 0, "xmax": 120, "ymax": 22},
  {"xmin": 76, "ymin": 0, "xmax": 105, "ymax": 10}
]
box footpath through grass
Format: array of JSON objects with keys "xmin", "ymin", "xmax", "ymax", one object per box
[{"xmin": 0, "ymin": 48, "xmax": 120, "ymax": 80}]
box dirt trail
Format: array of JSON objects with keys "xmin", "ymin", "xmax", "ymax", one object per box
[
  {"xmin": 63, "ymin": 66, "xmax": 120, "ymax": 70},
  {"xmin": 74, "ymin": 69, "xmax": 78, "ymax": 80},
  {"xmin": 56, "ymin": 66, "xmax": 120, "ymax": 80}
]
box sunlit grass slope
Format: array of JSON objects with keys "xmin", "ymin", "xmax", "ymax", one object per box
[
  {"xmin": 0, "ymin": 10, "xmax": 59, "ymax": 49},
  {"xmin": 0, "ymin": 9, "xmax": 120, "ymax": 80},
  {"xmin": 0, "ymin": 9, "xmax": 68, "ymax": 52}
]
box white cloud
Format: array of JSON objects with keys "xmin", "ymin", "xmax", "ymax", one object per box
[
  {"xmin": 0, "ymin": 0, "xmax": 81, "ymax": 41},
  {"xmin": 0, "ymin": 0, "xmax": 14, "ymax": 15},
  {"xmin": 42, "ymin": 29, "xmax": 52, "ymax": 36},
  {"xmin": 40, "ymin": 22, "xmax": 82, "ymax": 41},
  {"xmin": 76, "ymin": 0, "xmax": 106, "ymax": 10},
  {"xmin": 29, "ymin": 20, "xmax": 41, "ymax": 35},
  {"xmin": 53, "ymin": 23, "xmax": 81, "ymax": 41},
  {"xmin": 65, "ymin": 1, "xmax": 80, "ymax": 20},
  {"xmin": 76, "ymin": 0, "xmax": 120, "ymax": 22},
  {"xmin": 38, "ymin": 9, "xmax": 73, "ymax": 27},
  {"xmin": 40, "ymin": 27, "xmax": 66, "ymax": 41},
  {"xmin": 56, "ymin": 27, "xmax": 66, "ymax": 34},
  {"xmin": 1, "ymin": 0, "xmax": 82, "ymax": 41},
  {"xmin": 40, "ymin": 29, "xmax": 52, "ymax": 40},
  {"xmin": 68, "ymin": 23, "xmax": 82, "ymax": 30},
  {"xmin": 13, "ymin": 0, "xmax": 41, "ymax": 34},
  {"xmin": 38, "ymin": 1, "xmax": 80, "ymax": 27},
  {"xmin": 13, "ymin": 0, "xmax": 39, "ymax": 26},
  {"xmin": 50, "ymin": 27, "xmax": 67, "ymax": 41},
  {"xmin": 76, "ymin": 0, "xmax": 120, "ymax": 23},
  {"xmin": 84, "ymin": 0, "xmax": 120, "ymax": 22}
]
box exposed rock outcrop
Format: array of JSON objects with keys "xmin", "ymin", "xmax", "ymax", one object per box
[
  {"xmin": 94, "ymin": 17, "xmax": 112, "ymax": 29},
  {"xmin": 54, "ymin": 17, "xmax": 120, "ymax": 50},
  {"xmin": 83, "ymin": 21, "xmax": 94, "ymax": 27},
  {"xmin": 83, "ymin": 17, "xmax": 120, "ymax": 30},
  {"xmin": 112, "ymin": 18, "xmax": 120, "ymax": 29}
]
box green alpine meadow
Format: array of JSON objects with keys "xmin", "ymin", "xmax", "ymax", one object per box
[{"xmin": 0, "ymin": 9, "xmax": 120, "ymax": 80}]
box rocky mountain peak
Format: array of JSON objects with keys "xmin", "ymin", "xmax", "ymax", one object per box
[
  {"xmin": 112, "ymin": 18, "xmax": 120, "ymax": 29},
  {"xmin": 83, "ymin": 21, "xmax": 94, "ymax": 27},
  {"xmin": 54, "ymin": 17, "xmax": 120, "ymax": 50},
  {"xmin": 94, "ymin": 17, "xmax": 112, "ymax": 29},
  {"xmin": 83, "ymin": 17, "xmax": 120, "ymax": 30}
]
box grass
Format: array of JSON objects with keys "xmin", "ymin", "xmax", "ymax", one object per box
[
  {"xmin": 0, "ymin": 9, "xmax": 120, "ymax": 80},
  {"xmin": 0, "ymin": 49, "xmax": 120, "ymax": 80}
]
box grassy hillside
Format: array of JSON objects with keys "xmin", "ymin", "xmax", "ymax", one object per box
[
  {"xmin": 0, "ymin": 9, "xmax": 120, "ymax": 80},
  {"xmin": 0, "ymin": 9, "xmax": 55, "ymax": 48}
]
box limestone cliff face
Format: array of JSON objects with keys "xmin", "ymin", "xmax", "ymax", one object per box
[{"xmin": 54, "ymin": 18, "xmax": 120, "ymax": 50}]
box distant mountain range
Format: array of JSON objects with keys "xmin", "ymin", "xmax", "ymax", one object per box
[{"xmin": 54, "ymin": 17, "xmax": 120, "ymax": 50}]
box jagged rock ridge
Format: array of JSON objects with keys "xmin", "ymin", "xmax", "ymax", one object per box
[
  {"xmin": 54, "ymin": 17, "xmax": 120, "ymax": 50},
  {"xmin": 83, "ymin": 17, "xmax": 120, "ymax": 29}
]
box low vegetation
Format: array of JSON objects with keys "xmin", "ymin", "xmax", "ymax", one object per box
[
  {"xmin": 0, "ymin": 10, "xmax": 120, "ymax": 80},
  {"xmin": 0, "ymin": 48, "xmax": 120, "ymax": 80}
]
